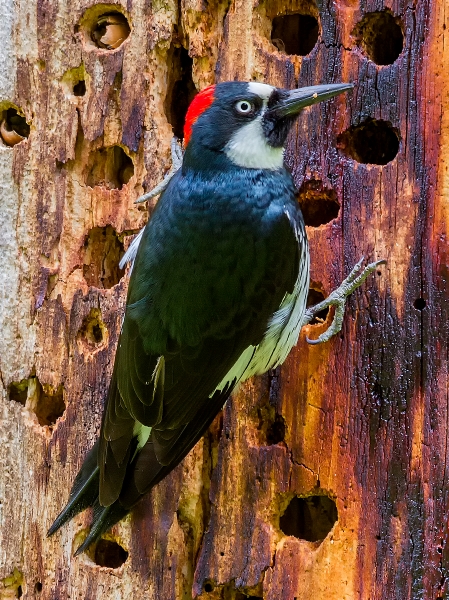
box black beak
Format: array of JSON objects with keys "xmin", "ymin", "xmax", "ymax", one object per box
[
  {"xmin": 266, "ymin": 83, "xmax": 354, "ymax": 119},
  {"xmin": 263, "ymin": 82, "xmax": 353, "ymax": 147}
]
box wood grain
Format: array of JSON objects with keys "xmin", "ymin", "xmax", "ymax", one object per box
[{"xmin": 0, "ymin": 0, "xmax": 447, "ymax": 597}]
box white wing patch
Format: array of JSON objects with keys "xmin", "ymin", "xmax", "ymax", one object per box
[{"xmin": 212, "ymin": 212, "xmax": 309, "ymax": 396}]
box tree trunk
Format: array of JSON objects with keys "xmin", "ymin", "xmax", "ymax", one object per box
[{"xmin": 0, "ymin": 0, "xmax": 447, "ymax": 598}]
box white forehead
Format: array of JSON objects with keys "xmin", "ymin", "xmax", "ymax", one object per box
[{"xmin": 248, "ymin": 82, "xmax": 275, "ymax": 101}]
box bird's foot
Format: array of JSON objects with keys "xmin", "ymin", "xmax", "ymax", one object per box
[
  {"xmin": 134, "ymin": 137, "xmax": 183, "ymax": 204},
  {"xmin": 303, "ymin": 257, "xmax": 386, "ymax": 345}
]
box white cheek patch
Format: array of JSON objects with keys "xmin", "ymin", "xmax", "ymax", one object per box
[{"xmin": 224, "ymin": 115, "xmax": 284, "ymax": 170}]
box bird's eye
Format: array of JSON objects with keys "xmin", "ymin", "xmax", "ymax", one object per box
[{"xmin": 235, "ymin": 100, "xmax": 254, "ymax": 115}]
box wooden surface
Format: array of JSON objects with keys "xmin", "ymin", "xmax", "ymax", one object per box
[{"xmin": 0, "ymin": 0, "xmax": 448, "ymax": 598}]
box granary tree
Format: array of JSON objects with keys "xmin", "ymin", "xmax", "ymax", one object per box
[{"xmin": 0, "ymin": 0, "xmax": 448, "ymax": 598}]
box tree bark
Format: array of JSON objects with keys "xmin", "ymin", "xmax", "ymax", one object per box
[{"xmin": 0, "ymin": 0, "xmax": 447, "ymax": 598}]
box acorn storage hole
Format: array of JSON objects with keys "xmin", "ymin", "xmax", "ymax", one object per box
[
  {"xmin": 78, "ymin": 7, "xmax": 130, "ymax": 50},
  {"xmin": 93, "ymin": 539, "xmax": 128, "ymax": 568},
  {"xmin": 165, "ymin": 46, "xmax": 197, "ymax": 139},
  {"xmin": 297, "ymin": 180, "xmax": 340, "ymax": 226},
  {"xmin": 34, "ymin": 582, "xmax": 43, "ymax": 593},
  {"xmin": 82, "ymin": 225, "xmax": 125, "ymax": 289},
  {"xmin": 86, "ymin": 145, "xmax": 134, "ymax": 190},
  {"xmin": 414, "ymin": 298, "xmax": 426, "ymax": 310},
  {"xmin": 306, "ymin": 287, "xmax": 329, "ymax": 324},
  {"xmin": 0, "ymin": 107, "xmax": 30, "ymax": 147},
  {"xmin": 77, "ymin": 308, "xmax": 108, "ymax": 352},
  {"xmin": 337, "ymin": 118, "xmax": 400, "ymax": 165},
  {"xmin": 280, "ymin": 495, "xmax": 338, "ymax": 542},
  {"xmin": 271, "ymin": 14, "xmax": 319, "ymax": 55},
  {"xmin": 73, "ymin": 79, "xmax": 86, "ymax": 96},
  {"xmin": 352, "ymin": 10, "xmax": 403, "ymax": 65},
  {"xmin": 8, "ymin": 379, "xmax": 29, "ymax": 405},
  {"xmin": 266, "ymin": 414, "xmax": 286, "ymax": 445}
]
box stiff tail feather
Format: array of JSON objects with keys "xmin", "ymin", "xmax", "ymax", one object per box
[{"xmin": 47, "ymin": 441, "xmax": 100, "ymax": 537}]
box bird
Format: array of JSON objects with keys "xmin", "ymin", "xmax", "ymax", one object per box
[{"xmin": 48, "ymin": 80, "xmax": 353, "ymax": 554}]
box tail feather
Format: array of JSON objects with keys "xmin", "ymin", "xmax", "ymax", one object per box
[
  {"xmin": 47, "ymin": 442, "xmax": 100, "ymax": 537},
  {"xmin": 74, "ymin": 501, "xmax": 128, "ymax": 556}
]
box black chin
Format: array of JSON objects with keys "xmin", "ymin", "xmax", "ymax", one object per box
[{"xmin": 262, "ymin": 89, "xmax": 297, "ymax": 148}]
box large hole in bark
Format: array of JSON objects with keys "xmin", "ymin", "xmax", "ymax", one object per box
[
  {"xmin": 271, "ymin": 14, "xmax": 319, "ymax": 55},
  {"xmin": 8, "ymin": 379, "xmax": 29, "ymax": 405},
  {"xmin": 306, "ymin": 286, "xmax": 329, "ymax": 325},
  {"xmin": 77, "ymin": 7, "xmax": 131, "ymax": 51},
  {"xmin": 280, "ymin": 495, "xmax": 338, "ymax": 542},
  {"xmin": 9, "ymin": 377, "xmax": 65, "ymax": 426},
  {"xmin": 77, "ymin": 308, "xmax": 108, "ymax": 352},
  {"xmin": 0, "ymin": 107, "xmax": 30, "ymax": 147},
  {"xmin": 92, "ymin": 539, "xmax": 128, "ymax": 568},
  {"xmin": 266, "ymin": 414, "xmax": 286, "ymax": 445},
  {"xmin": 82, "ymin": 225, "xmax": 125, "ymax": 289},
  {"xmin": 297, "ymin": 180, "xmax": 340, "ymax": 226},
  {"xmin": 352, "ymin": 10, "xmax": 403, "ymax": 65},
  {"xmin": 337, "ymin": 118, "xmax": 400, "ymax": 165},
  {"xmin": 86, "ymin": 145, "xmax": 134, "ymax": 190},
  {"xmin": 164, "ymin": 46, "xmax": 198, "ymax": 139}
]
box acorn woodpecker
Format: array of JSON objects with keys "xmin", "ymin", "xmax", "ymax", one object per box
[{"xmin": 48, "ymin": 80, "xmax": 353, "ymax": 553}]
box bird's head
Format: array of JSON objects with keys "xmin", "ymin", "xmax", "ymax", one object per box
[{"xmin": 182, "ymin": 81, "xmax": 353, "ymax": 172}]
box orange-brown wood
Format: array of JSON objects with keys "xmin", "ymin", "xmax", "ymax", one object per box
[{"xmin": 0, "ymin": 0, "xmax": 448, "ymax": 598}]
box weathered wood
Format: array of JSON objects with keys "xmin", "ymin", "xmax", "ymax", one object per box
[{"xmin": 0, "ymin": 0, "xmax": 447, "ymax": 598}]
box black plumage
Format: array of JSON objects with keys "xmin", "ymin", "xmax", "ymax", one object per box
[{"xmin": 48, "ymin": 80, "xmax": 350, "ymax": 553}]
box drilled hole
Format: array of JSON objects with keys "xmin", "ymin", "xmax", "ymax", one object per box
[
  {"xmin": 8, "ymin": 380, "xmax": 29, "ymax": 405},
  {"xmin": 306, "ymin": 287, "xmax": 329, "ymax": 324},
  {"xmin": 280, "ymin": 495, "xmax": 338, "ymax": 542},
  {"xmin": 86, "ymin": 145, "xmax": 134, "ymax": 190},
  {"xmin": 271, "ymin": 14, "xmax": 319, "ymax": 55},
  {"xmin": 414, "ymin": 298, "xmax": 426, "ymax": 310},
  {"xmin": 337, "ymin": 118, "xmax": 400, "ymax": 165},
  {"xmin": 34, "ymin": 582, "xmax": 43, "ymax": 593},
  {"xmin": 352, "ymin": 10, "xmax": 403, "ymax": 65},
  {"xmin": 32, "ymin": 381, "xmax": 65, "ymax": 427},
  {"xmin": 266, "ymin": 414, "xmax": 286, "ymax": 445},
  {"xmin": 88, "ymin": 539, "xmax": 128, "ymax": 568},
  {"xmin": 297, "ymin": 180, "xmax": 340, "ymax": 227},
  {"xmin": 165, "ymin": 46, "xmax": 197, "ymax": 139},
  {"xmin": 82, "ymin": 225, "xmax": 125, "ymax": 289},
  {"xmin": 204, "ymin": 582, "xmax": 214, "ymax": 593},
  {"xmin": 0, "ymin": 107, "xmax": 30, "ymax": 147},
  {"xmin": 73, "ymin": 80, "xmax": 86, "ymax": 96},
  {"xmin": 91, "ymin": 12, "xmax": 130, "ymax": 50},
  {"xmin": 77, "ymin": 308, "xmax": 108, "ymax": 352}
]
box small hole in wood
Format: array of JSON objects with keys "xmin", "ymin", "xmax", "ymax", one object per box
[
  {"xmin": 297, "ymin": 180, "xmax": 340, "ymax": 227},
  {"xmin": 352, "ymin": 10, "xmax": 403, "ymax": 65},
  {"xmin": 17, "ymin": 586, "xmax": 23, "ymax": 598},
  {"xmin": 280, "ymin": 495, "xmax": 338, "ymax": 542},
  {"xmin": 77, "ymin": 308, "xmax": 108, "ymax": 352},
  {"xmin": 93, "ymin": 539, "xmax": 128, "ymax": 568},
  {"xmin": 0, "ymin": 107, "xmax": 30, "ymax": 147},
  {"xmin": 86, "ymin": 145, "xmax": 134, "ymax": 190},
  {"xmin": 165, "ymin": 46, "xmax": 197, "ymax": 139},
  {"xmin": 271, "ymin": 14, "xmax": 319, "ymax": 56},
  {"xmin": 8, "ymin": 380, "xmax": 28, "ymax": 405},
  {"xmin": 32, "ymin": 381, "xmax": 65, "ymax": 427},
  {"xmin": 266, "ymin": 414, "xmax": 286, "ymax": 445},
  {"xmin": 34, "ymin": 582, "xmax": 43, "ymax": 593},
  {"xmin": 306, "ymin": 287, "xmax": 329, "ymax": 324},
  {"xmin": 204, "ymin": 582, "xmax": 214, "ymax": 593},
  {"xmin": 82, "ymin": 225, "xmax": 125, "ymax": 289},
  {"xmin": 414, "ymin": 298, "xmax": 426, "ymax": 310},
  {"xmin": 337, "ymin": 118, "xmax": 400, "ymax": 165},
  {"xmin": 91, "ymin": 12, "xmax": 130, "ymax": 50},
  {"xmin": 73, "ymin": 79, "xmax": 86, "ymax": 96}
]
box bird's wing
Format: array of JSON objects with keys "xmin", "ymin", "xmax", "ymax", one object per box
[{"xmin": 98, "ymin": 171, "xmax": 303, "ymax": 507}]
